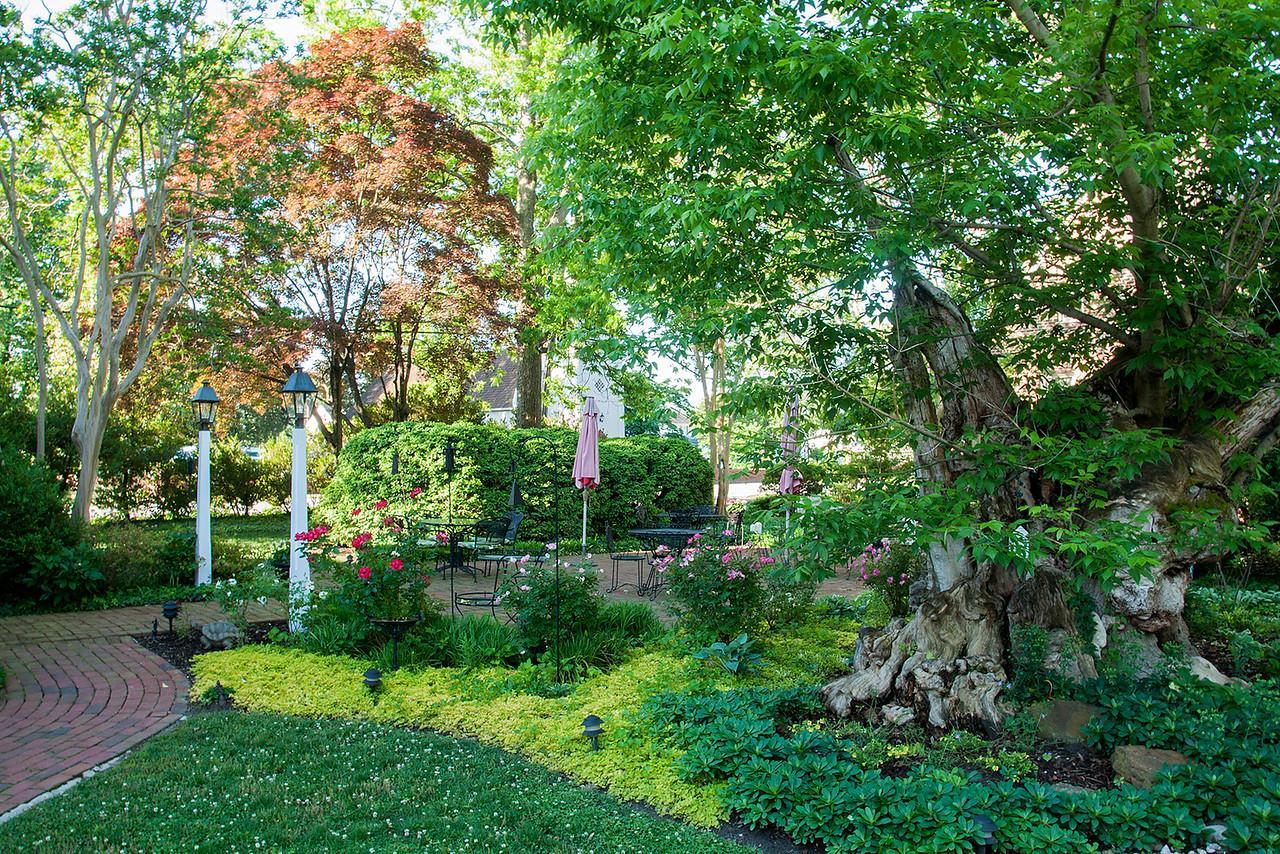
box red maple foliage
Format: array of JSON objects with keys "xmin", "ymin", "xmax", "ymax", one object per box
[{"xmin": 204, "ymin": 24, "xmax": 519, "ymax": 449}]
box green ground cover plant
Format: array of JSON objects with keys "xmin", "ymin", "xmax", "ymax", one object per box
[
  {"xmin": 0, "ymin": 712, "xmax": 749, "ymax": 853},
  {"xmin": 190, "ymin": 612, "xmax": 865, "ymax": 827}
]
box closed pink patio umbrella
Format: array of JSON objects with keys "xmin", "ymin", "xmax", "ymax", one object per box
[
  {"xmin": 778, "ymin": 398, "xmax": 804, "ymax": 544},
  {"xmin": 572, "ymin": 396, "xmax": 601, "ymax": 553},
  {"xmin": 779, "ymin": 397, "xmax": 804, "ymax": 496}
]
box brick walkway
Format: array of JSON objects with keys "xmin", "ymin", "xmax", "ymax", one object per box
[{"xmin": 0, "ymin": 601, "xmax": 277, "ymax": 817}]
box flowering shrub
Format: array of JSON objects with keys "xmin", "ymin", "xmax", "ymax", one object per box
[
  {"xmin": 849, "ymin": 540, "xmax": 922, "ymax": 618},
  {"xmin": 209, "ymin": 566, "xmax": 284, "ymax": 631},
  {"xmin": 499, "ymin": 550, "xmax": 603, "ymax": 653},
  {"xmin": 664, "ymin": 534, "xmax": 769, "ymax": 640},
  {"xmin": 295, "ymin": 503, "xmax": 436, "ymax": 622}
]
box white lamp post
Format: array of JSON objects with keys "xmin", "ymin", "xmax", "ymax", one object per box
[
  {"xmin": 282, "ymin": 366, "xmax": 317, "ymax": 632},
  {"xmin": 190, "ymin": 381, "xmax": 219, "ymax": 586}
]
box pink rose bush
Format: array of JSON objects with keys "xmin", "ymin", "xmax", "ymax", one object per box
[
  {"xmin": 848, "ymin": 539, "xmax": 921, "ymax": 618},
  {"xmin": 665, "ymin": 538, "xmax": 772, "ymax": 640},
  {"xmin": 295, "ymin": 497, "xmax": 437, "ymax": 620}
]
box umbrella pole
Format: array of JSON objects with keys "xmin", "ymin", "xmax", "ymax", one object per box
[
  {"xmin": 784, "ymin": 506, "xmax": 791, "ymax": 561},
  {"xmin": 582, "ymin": 491, "xmax": 588, "ymax": 555}
]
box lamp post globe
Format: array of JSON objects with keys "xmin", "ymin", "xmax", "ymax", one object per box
[
  {"xmin": 281, "ymin": 366, "xmax": 317, "ymax": 632},
  {"xmin": 190, "ymin": 381, "xmax": 219, "ymax": 585}
]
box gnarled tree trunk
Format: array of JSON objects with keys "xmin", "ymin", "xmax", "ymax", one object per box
[{"xmin": 821, "ymin": 262, "xmax": 1280, "ymax": 730}]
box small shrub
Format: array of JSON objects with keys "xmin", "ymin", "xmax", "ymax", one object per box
[
  {"xmin": 759, "ymin": 567, "xmax": 818, "ymax": 629},
  {"xmin": 849, "ymin": 539, "xmax": 921, "ymax": 618},
  {"xmin": 27, "ymin": 542, "xmax": 106, "ymax": 608},
  {"xmin": 664, "ymin": 536, "xmax": 771, "ymax": 640},
  {"xmin": 499, "ymin": 554, "xmax": 603, "ymax": 653},
  {"xmin": 0, "ymin": 447, "xmax": 79, "ymax": 601},
  {"xmin": 92, "ymin": 525, "xmax": 168, "ymax": 589},
  {"xmin": 212, "ymin": 443, "xmax": 266, "ymax": 516},
  {"xmin": 152, "ymin": 457, "xmax": 195, "ymax": 518},
  {"xmin": 207, "ymin": 567, "xmax": 283, "ymax": 631}
]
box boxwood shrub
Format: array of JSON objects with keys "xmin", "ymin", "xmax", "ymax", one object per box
[{"xmin": 321, "ymin": 422, "xmax": 712, "ymax": 541}]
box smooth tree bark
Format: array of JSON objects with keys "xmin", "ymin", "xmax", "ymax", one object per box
[{"xmin": 0, "ymin": 0, "xmax": 226, "ymax": 521}]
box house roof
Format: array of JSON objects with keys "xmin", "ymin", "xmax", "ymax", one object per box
[{"xmin": 472, "ymin": 352, "xmax": 517, "ymax": 410}]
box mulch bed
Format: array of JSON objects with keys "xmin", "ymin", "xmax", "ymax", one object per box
[
  {"xmin": 135, "ymin": 620, "xmax": 287, "ymax": 679},
  {"xmin": 1030, "ymin": 743, "xmax": 1114, "ymax": 789}
]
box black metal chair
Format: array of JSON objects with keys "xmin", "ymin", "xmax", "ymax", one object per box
[
  {"xmin": 453, "ymin": 544, "xmax": 547, "ymax": 619},
  {"xmin": 605, "ymin": 523, "xmax": 648, "ymax": 593}
]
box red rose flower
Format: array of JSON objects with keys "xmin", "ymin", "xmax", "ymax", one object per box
[
  {"xmin": 410, "ymin": 487, "xmax": 423, "ymax": 499},
  {"xmin": 351, "ymin": 507, "xmax": 362, "ymax": 516},
  {"xmin": 389, "ymin": 558, "xmax": 404, "ymax": 571},
  {"xmin": 357, "ymin": 566, "xmax": 372, "ymax": 580},
  {"xmin": 374, "ymin": 499, "xmax": 389, "ymax": 510}
]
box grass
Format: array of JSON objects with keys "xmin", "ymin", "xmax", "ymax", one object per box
[
  {"xmin": 0, "ymin": 712, "xmax": 750, "ymax": 853},
  {"xmin": 96, "ymin": 512, "xmax": 291, "ymax": 557}
]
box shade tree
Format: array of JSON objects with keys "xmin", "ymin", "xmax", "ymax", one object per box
[{"xmin": 487, "ymin": 0, "xmax": 1280, "ymax": 728}]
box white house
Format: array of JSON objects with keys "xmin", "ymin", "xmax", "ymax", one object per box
[{"xmin": 474, "ymin": 352, "xmax": 625, "ymax": 437}]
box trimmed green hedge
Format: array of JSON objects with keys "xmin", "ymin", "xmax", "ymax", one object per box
[{"xmin": 321, "ymin": 423, "xmax": 712, "ymax": 541}]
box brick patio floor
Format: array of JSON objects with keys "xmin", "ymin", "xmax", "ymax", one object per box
[{"xmin": 0, "ymin": 601, "xmax": 279, "ymax": 818}]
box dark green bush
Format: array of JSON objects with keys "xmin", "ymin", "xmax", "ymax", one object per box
[
  {"xmin": 321, "ymin": 422, "xmax": 712, "ymax": 541},
  {"xmin": 0, "ymin": 446, "xmax": 80, "ymax": 601},
  {"xmin": 212, "ymin": 442, "xmax": 267, "ymax": 516},
  {"xmin": 28, "ymin": 542, "xmax": 106, "ymax": 608}
]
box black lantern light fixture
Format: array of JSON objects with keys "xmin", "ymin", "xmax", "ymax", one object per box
[
  {"xmin": 974, "ymin": 814, "xmax": 997, "ymax": 853},
  {"xmin": 191, "ymin": 380, "xmax": 219, "ymax": 429},
  {"xmin": 281, "ymin": 365, "xmax": 318, "ymax": 427},
  {"xmin": 363, "ymin": 667, "xmax": 382, "ymax": 691},
  {"xmin": 443, "ymin": 437, "xmax": 456, "ymax": 477},
  {"xmin": 161, "ymin": 600, "xmax": 181, "ymax": 635},
  {"xmin": 582, "ymin": 714, "xmax": 604, "ymax": 751}
]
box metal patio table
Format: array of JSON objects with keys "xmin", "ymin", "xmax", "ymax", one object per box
[{"xmin": 627, "ymin": 527, "xmax": 702, "ymax": 599}]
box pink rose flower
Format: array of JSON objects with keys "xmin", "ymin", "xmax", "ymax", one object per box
[
  {"xmin": 357, "ymin": 566, "xmax": 372, "ymax": 580},
  {"xmin": 389, "ymin": 558, "xmax": 404, "ymax": 571},
  {"xmin": 374, "ymin": 499, "xmax": 389, "ymax": 510}
]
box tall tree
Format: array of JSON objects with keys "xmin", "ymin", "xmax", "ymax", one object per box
[
  {"xmin": 208, "ymin": 23, "xmax": 518, "ymax": 454},
  {"xmin": 490, "ymin": 0, "xmax": 1280, "ymax": 727},
  {"xmin": 0, "ymin": 0, "xmax": 252, "ymax": 521}
]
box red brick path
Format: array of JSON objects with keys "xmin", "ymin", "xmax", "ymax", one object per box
[{"xmin": 0, "ymin": 602, "xmax": 276, "ymax": 817}]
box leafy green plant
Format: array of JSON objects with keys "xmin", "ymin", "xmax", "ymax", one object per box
[
  {"xmin": 27, "ymin": 542, "xmax": 105, "ymax": 608},
  {"xmin": 693, "ymin": 633, "xmax": 762, "ymax": 676},
  {"xmin": 1007, "ymin": 623, "xmax": 1063, "ymax": 704},
  {"xmin": 498, "ymin": 553, "xmax": 603, "ymax": 653}
]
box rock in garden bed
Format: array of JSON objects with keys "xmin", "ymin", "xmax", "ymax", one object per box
[
  {"xmin": 136, "ymin": 620, "xmax": 287, "ymax": 677},
  {"xmin": 1110, "ymin": 745, "xmax": 1188, "ymax": 789}
]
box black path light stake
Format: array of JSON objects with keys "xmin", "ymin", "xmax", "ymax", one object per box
[
  {"xmin": 974, "ymin": 814, "xmax": 997, "ymax": 852},
  {"xmin": 364, "ymin": 667, "xmax": 382, "ymax": 692},
  {"xmin": 582, "ymin": 714, "xmax": 604, "ymax": 751},
  {"xmin": 161, "ymin": 600, "xmax": 181, "ymax": 636}
]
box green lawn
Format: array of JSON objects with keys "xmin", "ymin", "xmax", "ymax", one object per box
[
  {"xmin": 98, "ymin": 511, "xmax": 292, "ymax": 557},
  {"xmin": 0, "ymin": 712, "xmax": 750, "ymax": 853}
]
